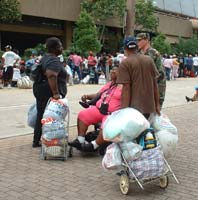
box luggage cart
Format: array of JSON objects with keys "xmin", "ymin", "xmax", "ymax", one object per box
[
  {"xmin": 41, "ymin": 109, "xmax": 70, "ymax": 161},
  {"xmin": 117, "ymin": 145, "xmax": 179, "ymax": 195}
]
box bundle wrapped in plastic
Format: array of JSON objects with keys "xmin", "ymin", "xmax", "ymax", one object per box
[
  {"xmin": 43, "ymin": 98, "xmax": 69, "ymax": 121},
  {"xmin": 119, "ymin": 142, "xmax": 143, "ymax": 162},
  {"xmin": 42, "ymin": 137, "xmax": 67, "ymax": 147},
  {"xmin": 42, "ymin": 118, "xmax": 67, "ymax": 140},
  {"xmin": 44, "ymin": 146, "xmax": 64, "ymax": 156},
  {"xmin": 103, "ymin": 108, "xmax": 150, "ymax": 142},
  {"xmin": 129, "ymin": 147, "xmax": 165, "ymax": 179},
  {"xmin": 149, "ymin": 113, "xmax": 177, "ymax": 135},
  {"xmin": 102, "ymin": 143, "xmax": 122, "ymax": 170},
  {"xmin": 17, "ymin": 76, "xmax": 33, "ymax": 89},
  {"xmin": 155, "ymin": 130, "xmax": 178, "ymax": 158},
  {"xmin": 27, "ymin": 103, "xmax": 37, "ymax": 128}
]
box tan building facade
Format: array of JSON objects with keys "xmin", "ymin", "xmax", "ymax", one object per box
[{"xmin": 0, "ymin": 0, "xmax": 196, "ymax": 52}]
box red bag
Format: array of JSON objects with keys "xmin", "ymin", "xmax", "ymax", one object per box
[{"xmin": 190, "ymin": 70, "xmax": 195, "ymax": 77}]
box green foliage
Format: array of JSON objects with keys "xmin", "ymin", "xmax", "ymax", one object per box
[
  {"xmin": 135, "ymin": 0, "xmax": 158, "ymax": 32},
  {"xmin": 152, "ymin": 33, "xmax": 171, "ymax": 55},
  {"xmin": 0, "ymin": 50, "xmax": 4, "ymax": 58},
  {"xmin": 81, "ymin": 0, "xmax": 126, "ymax": 24},
  {"xmin": 0, "ymin": 0, "xmax": 22, "ymax": 22},
  {"xmin": 73, "ymin": 11, "xmax": 101, "ymax": 55},
  {"xmin": 173, "ymin": 36, "xmax": 198, "ymax": 55},
  {"xmin": 81, "ymin": 0, "xmax": 126, "ymax": 42},
  {"xmin": 23, "ymin": 43, "xmax": 46, "ymax": 60}
]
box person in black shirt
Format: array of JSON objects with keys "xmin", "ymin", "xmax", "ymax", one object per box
[{"xmin": 32, "ymin": 37, "xmax": 67, "ymax": 147}]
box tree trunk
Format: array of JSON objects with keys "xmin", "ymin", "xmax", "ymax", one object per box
[{"xmin": 125, "ymin": 0, "xmax": 136, "ymax": 36}]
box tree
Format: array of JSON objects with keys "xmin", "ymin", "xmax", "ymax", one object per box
[
  {"xmin": 0, "ymin": 0, "xmax": 22, "ymax": 22},
  {"xmin": 152, "ymin": 33, "xmax": 171, "ymax": 55},
  {"xmin": 135, "ymin": 0, "xmax": 158, "ymax": 32},
  {"xmin": 173, "ymin": 36, "xmax": 198, "ymax": 55},
  {"xmin": 125, "ymin": 0, "xmax": 136, "ymax": 36},
  {"xmin": 81, "ymin": 0, "xmax": 126, "ymax": 41},
  {"xmin": 73, "ymin": 11, "xmax": 101, "ymax": 55}
]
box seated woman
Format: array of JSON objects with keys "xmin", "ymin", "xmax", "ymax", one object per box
[{"xmin": 69, "ymin": 66, "xmax": 122, "ymax": 152}]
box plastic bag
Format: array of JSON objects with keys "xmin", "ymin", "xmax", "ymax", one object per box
[
  {"xmin": 119, "ymin": 142, "xmax": 142, "ymax": 161},
  {"xmin": 43, "ymin": 98, "xmax": 69, "ymax": 121},
  {"xmin": 102, "ymin": 143, "xmax": 122, "ymax": 170},
  {"xmin": 42, "ymin": 120, "xmax": 67, "ymax": 140},
  {"xmin": 155, "ymin": 130, "xmax": 178, "ymax": 158},
  {"xmin": 82, "ymin": 75, "xmax": 90, "ymax": 84},
  {"xmin": 12, "ymin": 68, "xmax": 21, "ymax": 81},
  {"xmin": 17, "ymin": 76, "xmax": 33, "ymax": 89},
  {"xmin": 149, "ymin": 113, "xmax": 177, "ymax": 135},
  {"xmin": 27, "ymin": 103, "xmax": 37, "ymax": 128},
  {"xmin": 103, "ymin": 108, "xmax": 150, "ymax": 142},
  {"xmin": 98, "ymin": 74, "xmax": 106, "ymax": 85},
  {"xmin": 129, "ymin": 147, "xmax": 165, "ymax": 179}
]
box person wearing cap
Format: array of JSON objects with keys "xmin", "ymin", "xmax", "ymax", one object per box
[
  {"xmin": 136, "ymin": 33, "xmax": 166, "ymax": 109},
  {"xmin": 185, "ymin": 86, "xmax": 198, "ymax": 102},
  {"xmin": 116, "ymin": 36, "xmax": 160, "ymax": 118},
  {"xmin": 1, "ymin": 45, "xmax": 20, "ymax": 88}
]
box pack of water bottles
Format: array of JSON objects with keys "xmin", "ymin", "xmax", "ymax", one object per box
[{"xmin": 41, "ymin": 98, "xmax": 70, "ymax": 160}]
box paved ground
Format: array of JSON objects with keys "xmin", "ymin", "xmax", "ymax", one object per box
[
  {"xmin": 0, "ymin": 77, "xmax": 197, "ymax": 138},
  {"xmin": 0, "ymin": 78, "xmax": 198, "ymax": 200}
]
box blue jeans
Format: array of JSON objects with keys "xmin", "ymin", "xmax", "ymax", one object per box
[
  {"xmin": 165, "ymin": 67, "xmax": 171, "ymax": 80},
  {"xmin": 73, "ymin": 66, "xmax": 81, "ymax": 80}
]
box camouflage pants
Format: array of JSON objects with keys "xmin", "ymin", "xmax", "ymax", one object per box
[{"xmin": 158, "ymin": 80, "xmax": 166, "ymax": 109}]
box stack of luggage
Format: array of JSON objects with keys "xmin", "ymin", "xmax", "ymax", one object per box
[
  {"xmin": 102, "ymin": 108, "xmax": 178, "ymax": 179},
  {"xmin": 41, "ymin": 98, "xmax": 69, "ymax": 159}
]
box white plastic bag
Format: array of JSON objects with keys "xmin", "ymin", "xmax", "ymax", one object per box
[
  {"xmin": 27, "ymin": 103, "xmax": 37, "ymax": 128},
  {"xmin": 103, "ymin": 108, "xmax": 150, "ymax": 142},
  {"xmin": 12, "ymin": 68, "xmax": 21, "ymax": 81},
  {"xmin": 43, "ymin": 98, "xmax": 69, "ymax": 121},
  {"xmin": 119, "ymin": 142, "xmax": 142, "ymax": 161},
  {"xmin": 82, "ymin": 75, "xmax": 90, "ymax": 84},
  {"xmin": 102, "ymin": 143, "xmax": 122, "ymax": 170},
  {"xmin": 17, "ymin": 76, "xmax": 33, "ymax": 89},
  {"xmin": 156, "ymin": 130, "xmax": 178, "ymax": 158},
  {"xmin": 98, "ymin": 74, "xmax": 106, "ymax": 85},
  {"xmin": 149, "ymin": 113, "xmax": 177, "ymax": 135}
]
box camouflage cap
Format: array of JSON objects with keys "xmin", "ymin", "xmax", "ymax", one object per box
[{"xmin": 136, "ymin": 33, "xmax": 149, "ymax": 40}]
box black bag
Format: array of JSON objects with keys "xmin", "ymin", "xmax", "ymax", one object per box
[
  {"xmin": 30, "ymin": 63, "xmax": 46, "ymax": 83},
  {"xmin": 99, "ymin": 102, "xmax": 109, "ymax": 115}
]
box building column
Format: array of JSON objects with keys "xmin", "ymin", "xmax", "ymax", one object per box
[{"xmin": 63, "ymin": 21, "xmax": 73, "ymax": 50}]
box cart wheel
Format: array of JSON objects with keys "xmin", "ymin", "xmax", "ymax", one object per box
[
  {"xmin": 120, "ymin": 175, "xmax": 130, "ymax": 195},
  {"xmin": 159, "ymin": 176, "xmax": 169, "ymax": 189}
]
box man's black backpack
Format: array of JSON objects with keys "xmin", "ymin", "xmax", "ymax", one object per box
[{"xmin": 30, "ymin": 62, "xmax": 46, "ymax": 83}]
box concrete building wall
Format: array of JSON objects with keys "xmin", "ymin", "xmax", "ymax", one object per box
[
  {"xmin": 19, "ymin": 0, "xmax": 81, "ymax": 22},
  {"xmin": 156, "ymin": 13, "xmax": 193, "ymax": 43}
]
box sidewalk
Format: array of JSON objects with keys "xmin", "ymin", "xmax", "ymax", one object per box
[
  {"xmin": 0, "ymin": 102, "xmax": 198, "ymax": 200},
  {"xmin": 0, "ymin": 77, "xmax": 197, "ymax": 139}
]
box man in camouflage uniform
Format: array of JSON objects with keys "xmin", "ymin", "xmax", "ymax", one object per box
[{"xmin": 136, "ymin": 33, "xmax": 166, "ymax": 109}]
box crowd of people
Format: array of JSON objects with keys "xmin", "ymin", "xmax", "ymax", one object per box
[
  {"xmin": 1, "ymin": 40, "xmax": 198, "ymax": 90},
  {"xmin": 162, "ymin": 53, "xmax": 198, "ymax": 81}
]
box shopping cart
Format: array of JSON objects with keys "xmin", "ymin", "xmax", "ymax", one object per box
[
  {"xmin": 117, "ymin": 144, "xmax": 179, "ymax": 195},
  {"xmin": 41, "ymin": 108, "xmax": 70, "ymax": 161}
]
